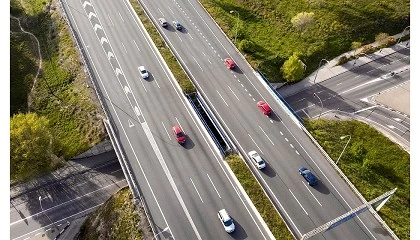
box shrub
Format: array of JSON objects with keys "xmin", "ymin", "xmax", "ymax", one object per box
[
  {"xmin": 239, "ymin": 39, "xmax": 256, "ymax": 53},
  {"xmin": 291, "ymin": 12, "xmax": 315, "ymax": 31},
  {"xmin": 337, "ymin": 56, "xmax": 349, "ymax": 65}
]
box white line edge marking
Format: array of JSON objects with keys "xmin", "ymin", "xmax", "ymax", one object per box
[
  {"xmin": 259, "ymin": 126, "xmax": 274, "ymax": 145},
  {"xmin": 302, "ymin": 181, "xmax": 322, "ymax": 206},
  {"xmin": 248, "ymin": 134, "xmax": 263, "ymax": 155},
  {"xmin": 162, "ymin": 122, "xmax": 171, "ymax": 140},
  {"xmin": 207, "ymin": 174, "xmax": 221, "ymax": 198},
  {"xmin": 217, "ymin": 90, "xmax": 229, "ymax": 107},
  {"xmin": 289, "ymin": 189, "xmax": 308, "ymax": 215},
  {"xmin": 190, "ymin": 178, "xmax": 204, "ymax": 203},
  {"xmin": 228, "ymin": 86, "xmax": 240, "ymax": 101}
]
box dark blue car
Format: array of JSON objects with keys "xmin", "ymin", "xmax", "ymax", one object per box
[{"xmin": 299, "ymin": 167, "xmax": 318, "ymax": 186}]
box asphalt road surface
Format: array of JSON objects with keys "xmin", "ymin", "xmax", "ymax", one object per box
[
  {"xmin": 285, "ymin": 49, "xmax": 410, "ymax": 149},
  {"xmin": 61, "ymin": 0, "xmax": 273, "ymax": 239},
  {"xmin": 137, "ymin": 0, "xmax": 394, "ymax": 239},
  {"xmin": 10, "ymin": 152, "xmax": 127, "ymax": 240}
]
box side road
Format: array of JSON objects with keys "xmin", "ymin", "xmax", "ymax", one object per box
[{"xmin": 277, "ymin": 33, "xmax": 409, "ymax": 98}]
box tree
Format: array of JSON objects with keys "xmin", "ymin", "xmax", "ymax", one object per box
[
  {"xmin": 281, "ymin": 53, "xmax": 305, "ymax": 83},
  {"xmin": 10, "ymin": 112, "xmax": 57, "ymax": 180},
  {"xmin": 291, "ymin": 12, "xmax": 315, "ymax": 31}
]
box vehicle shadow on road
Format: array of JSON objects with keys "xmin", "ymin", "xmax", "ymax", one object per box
[
  {"xmin": 229, "ymin": 218, "xmax": 248, "ymax": 240},
  {"xmin": 260, "ymin": 163, "xmax": 277, "ymax": 178},
  {"xmin": 312, "ymin": 181, "xmax": 330, "ymax": 195}
]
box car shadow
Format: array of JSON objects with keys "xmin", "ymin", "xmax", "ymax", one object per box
[
  {"xmin": 182, "ymin": 135, "xmax": 195, "ymax": 150},
  {"xmin": 312, "ymin": 180, "xmax": 331, "ymax": 194},
  {"xmin": 165, "ymin": 25, "xmax": 177, "ymax": 32},
  {"xmin": 268, "ymin": 111, "xmax": 282, "ymax": 122},
  {"xmin": 228, "ymin": 218, "xmax": 248, "ymax": 240},
  {"xmin": 260, "ymin": 162, "xmax": 277, "ymax": 178}
]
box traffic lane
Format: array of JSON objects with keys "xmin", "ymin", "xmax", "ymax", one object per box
[
  {"xmin": 241, "ymin": 115, "xmax": 373, "ymax": 239},
  {"xmin": 10, "ymin": 178, "xmax": 126, "ymax": 240},
  {"xmin": 117, "ymin": 121, "xmax": 200, "ymax": 240},
  {"xmin": 10, "ymin": 161, "xmax": 124, "ymax": 224}
]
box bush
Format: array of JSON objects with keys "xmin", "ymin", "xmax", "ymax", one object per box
[
  {"xmin": 337, "ymin": 55, "xmax": 349, "ymax": 65},
  {"xmin": 239, "ymin": 39, "xmax": 256, "ymax": 53}
]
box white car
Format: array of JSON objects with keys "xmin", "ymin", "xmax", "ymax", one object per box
[
  {"xmin": 217, "ymin": 209, "xmax": 235, "ymax": 233},
  {"xmin": 138, "ymin": 66, "xmax": 149, "ymax": 79},
  {"xmin": 248, "ymin": 150, "xmax": 266, "ymax": 169}
]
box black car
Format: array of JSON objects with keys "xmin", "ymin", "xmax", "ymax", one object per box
[
  {"xmin": 173, "ymin": 21, "xmax": 182, "ymax": 30},
  {"xmin": 298, "ymin": 167, "xmax": 318, "ymax": 186}
]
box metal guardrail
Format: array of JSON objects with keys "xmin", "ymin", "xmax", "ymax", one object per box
[{"xmin": 187, "ymin": 94, "xmax": 226, "ymax": 156}]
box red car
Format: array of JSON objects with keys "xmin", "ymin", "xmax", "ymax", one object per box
[
  {"xmin": 257, "ymin": 101, "xmax": 271, "ymax": 115},
  {"xmin": 224, "ymin": 58, "xmax": 235, "ymax": 69},
  {"xmin": 172, "ymin": 125, "xmax": 186, "ymax": 144}
]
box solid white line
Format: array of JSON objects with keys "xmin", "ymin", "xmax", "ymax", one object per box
[
  {"xmin": 121, "ymin": 42, "xmax": 127, "ymax": 53},
  {"xmin": 207, "ymin": 59, "xmax": 212, "ymax": 64},
  {"xmin": 259, "ymin": 126, "xmax": 274, "ymax": 145},
  {"xmin": 289, "ymin": 189, "xmax": 308, "ymax": 215},
  {"xmin": 108, "ymin": 14, "xmax": 114, "ymax": 26},
  {"xmin": 188, "ymin": 32, "xmax": 194, "ymax": 39},
  {"xmin": 168, "ymin": 7, "xmax": 174, "ymax": 15},
  {"xmin": 158, "ymin": 8, "xmax": 164, "ymax": 17},
  {"xmin": 302, "ymin": 181, "xmax": 322, "ymax": 206},
  {"xmin": 10, "ymin": 179, "xmax": 126, "ymax": 226},
  {"xmin": 353, "ymin": 106, "xmax": 376, "ymax": 114},
  {"xmin": 133, "ymin": 39, "xmax": 140, "ymax": 51},
  {"xmin": 248, "ymin": 134, "xmax": 263, "ymax": 155},
  {"xmin": 162, "ymin": 122, "xmax": 171, "ymax": 140},
  {"xmin": 207, "ymin": 174, "xmax": 221, "ymax": 198},
  {"xmin": 217, "ymin": 90, "xmax": 229, "ymax": 107},
  {"xmin": 23, "ymin": 237, "xmax": 29, "ymax": 240},
  {"xmin": 284, "ymin": 138, "xmax": 289, "ymax": 142},
  {"xmin": 192, "ymin": 56, "xmax": 203, "ymax": 71},
  {"xmin": 34, "ymin": 233, "xmax": 41, "ymax": 236},
  {"xmin": 228, "ymin": 86, "xmax": 240, "ymax": 101},
  {"xmin": 190, "ymin": 178, "xmax": 203, "ymax": 203},
  {"xmin": 118, "ymin": 12, "xmax": 124, "ymax": 22},
  {"xmin": 154, "ymin": 77, "xmax": 161, "ymax": 88}
]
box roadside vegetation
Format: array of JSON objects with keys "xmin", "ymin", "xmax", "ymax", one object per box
[
  {"xmin": 199, "ymin": 0, "xmax": 409, "ymax": 83},
  {"xmin": 129, "ymin": 0, "xmax": 195, "ymax": 94},
  {"xmin": 226, "ymin": 154, "xmax": 294, "ymax": 239},
  {"xmin": 10, "ymin": 0, "xmax": 106, "ymax": 181},
  {"xmin": 79, "ymin": 187, "xmax": 147, "ymax": 240},
  {"xmin": 304, "ymin": 119, "xmax": 409, "ymax": 239}
]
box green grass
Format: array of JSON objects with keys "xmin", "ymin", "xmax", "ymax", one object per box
[
  {"xmin": 304, "ymin": 119, "xmax": 409, "ymax": 239},
  {"xmin": 79, "ymin": 187, "xmax": 145, "ymax": 240},
  {"xmin": 10, "ymin": 0, "xmax": 106, "ymax": 164},
  {"xmin": 199, "ymin": 0, "xmax": 409, "ymax": 82},
  {"xmin": 226, "ymin": 154, "xmax": 294, "ymax": 239},
  {"xmin": 129, "ymin": 0, "xmax": 195, "ymax": 94}
]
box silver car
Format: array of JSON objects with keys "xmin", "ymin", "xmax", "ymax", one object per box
[{"xmin": 248, "ymin": 150, "xmax": 266, "ymax": 169}]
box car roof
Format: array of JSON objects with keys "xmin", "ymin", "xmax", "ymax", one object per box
[
  {"xmin": 173, "ymin": 125, "xmax": 182, "ymax": 132},
  {"xmin": 218, "ymin": 209, "xmax": 230, "ymax": 220}
]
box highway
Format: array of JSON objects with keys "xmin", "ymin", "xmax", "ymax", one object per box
[
  {"xmin": 60, "ymin": 0, "xmax": 273, "ymax": 239},
  {"xmin": 10, "ymin": 153, "xmax": 127, "ymax": 240},
  {"xmin": 284, "ymin": 49, "xmax": 410, "ymax": 148},
  {"xmin": 137, "ymin": 0, "xmax": 394, "ymax": 239}
]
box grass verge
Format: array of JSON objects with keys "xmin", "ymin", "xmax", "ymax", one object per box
[
  {"xmin": 226, "ymin": 154, "xmax": 294, "ymax": 239},
  {"xmin": 10, "ymin": 0, "xmax": 106, "ymax": 166},
  {"xmin": 79, "ymin": 187, "xmax": 146, "ymax": 240},
  {"xmin": 199, "ymin": 0, "xmax": 409, "ymax": 82},
  {"xmin": 304, "ymin": 119, "xmax": 409, "ymax": 239},
  {"xmin": 129, "ymin": 0, "xmax": 195, "ymax": 94}
]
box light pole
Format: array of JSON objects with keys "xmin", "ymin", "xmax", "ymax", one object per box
[
  {"xmin": 353, "ymin": 52, "xmax": 370, "ymax": 66},
  {"xmin": 336, "ymin": 135, "xmax": 351, "ymax": 164},
  {"xmin": 153, "ymin": 226, "xmax": 169, "ymax": 240},
  {"xmin": 397, "ymin": 26, "xmax": 410, "ymax": 44},
  {"xmin": 313, "ymin": 93, "xmax": 323, "ymax": 119},
  {"xmin": 299, "ymin": 60, "xmax": 307, "ymax": 70},
  {"xmin": 229, "ymin": 10, "xmax": 239, "ymax": 44},
  {"xmin": 38, "ymin": 196, "xmax": 56, "ymax": 229},
  {"xmin": 313, "ymin": 59, "xmax": 329, "ymax": 84}
]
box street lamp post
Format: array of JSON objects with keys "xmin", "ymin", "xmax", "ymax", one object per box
[
  {"xmin": 229, "ymin": 10, "xmax": 239, "ymax": 44},
  {"xmin": 313, "ymin": 59, "xmax": 330, "ymax": 84},
  {"xmin": 38, "ymin": 196, "xmax": 56, "ymax": 229},
  {"xmin": 397, "ymin": 26, "xmax": 410, "ymax": 44},
  {"xmin": 153, "ymin": 226, "xmax": 169, "ymax": 240},
  {"xmin": 336, "ymin": 135, "xmax": 351, "ymax": 164},
  {"xmin": 313, "ymin": 93, "xmax": 324, "ymax": 119}
]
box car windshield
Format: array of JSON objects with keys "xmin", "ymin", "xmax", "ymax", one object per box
[
  {"xmin": 141, "ymin": 69, "xmax": 146, "ymax": 74},
  {"xmin": 224, "ymin": 219, "xmax": 233, "ymax": 226},
  {"xmin": 176, "ymin": 132, "xmax": 184, "ymax": 138},
  {"xmin": 257, "ymin": 160, "xmax": 264, "ymax": 164}
]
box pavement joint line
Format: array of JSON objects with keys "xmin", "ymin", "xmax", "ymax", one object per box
[{"xmin": 10, "ymin": 179, "xmax": 126, "ymax": 226}]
